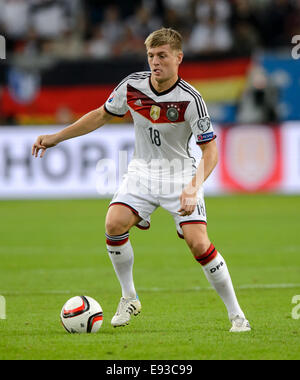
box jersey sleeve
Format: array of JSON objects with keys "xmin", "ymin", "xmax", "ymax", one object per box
[
  {"xmin": 104, "ymin": 80, "xmax": 129, "ymax": 117},
  {"xmin": 185, "ymin": 95, "xmax": 216, "ymax": 145}
]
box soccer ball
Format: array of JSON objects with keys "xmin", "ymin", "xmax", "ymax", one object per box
[{"xmin": 60, "ymin": 296, "xmax": 103, "ymax": 333}]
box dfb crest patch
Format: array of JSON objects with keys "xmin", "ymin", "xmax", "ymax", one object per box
[
  {"xmin": 197, "ymin": 117, "xmax": 211, "ymax": 132},
  {"xmin": 166, "ymin": 107, "xmax": 179, "ymax": 122}
]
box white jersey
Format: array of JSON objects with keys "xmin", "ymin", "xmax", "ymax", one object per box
[{"xmin": 104, "ymin": 71, "xmax": 216, "ymax": 179}]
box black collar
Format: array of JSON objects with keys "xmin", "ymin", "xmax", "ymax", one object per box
[{"xmin": 149, "ymin": 76, "xmax": 181, "ymax": 96}]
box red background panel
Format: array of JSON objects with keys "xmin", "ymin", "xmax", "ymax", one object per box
[{"xmin": 219, "ymin": 126, "xmax": 283, "ymax": 192}]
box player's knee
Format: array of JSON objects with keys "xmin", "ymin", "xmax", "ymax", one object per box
[{"xmin": 105, "ymin": 218, "xmax": 128, "ymax": 236}]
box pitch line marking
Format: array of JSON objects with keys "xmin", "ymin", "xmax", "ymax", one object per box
[
  {"xmin": 139, "ymin": 283, "xmax": 300, "ymax": 292},
  {"xmin": 1, "ymin": 283, "xmax": 300, "ymax": 296}
]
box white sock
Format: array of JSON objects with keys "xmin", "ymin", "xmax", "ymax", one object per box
[
  {"xmin": 106, "ymin": 234, "xmax": 136, "ymax": 299},
  {"xmin": 201, "ymin": 251, "xmax": 245, "ymax": 320}
]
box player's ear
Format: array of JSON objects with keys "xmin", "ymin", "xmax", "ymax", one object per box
[{"xmin": 177, "ymin": 51, "xmax": 184, "ymax": 65}]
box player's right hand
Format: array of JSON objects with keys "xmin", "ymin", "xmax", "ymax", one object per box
[
  {"xmin": 32, "ymin": 134, "xmax": 59, "ymax": 158},
  {"xmin": 178, "ymin": 187, "xmax": 197, "ymax": 216}
]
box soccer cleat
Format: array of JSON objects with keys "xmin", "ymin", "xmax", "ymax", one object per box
[
  {"xmin": 230, "ymin": 315, "xmax": 251, "ymax": 332},
  {"xmin": 111, "ymin": 297, "xmax": 141, "ymax": 327}
]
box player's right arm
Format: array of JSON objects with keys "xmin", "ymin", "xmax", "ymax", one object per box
[{"xmin": 32, "ymin": 105, "xmax": 113, "ymax": 158}]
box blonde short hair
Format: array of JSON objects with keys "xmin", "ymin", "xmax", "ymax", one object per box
[{"xmin": 144, "ymin": 28, "xmax": 183, "ymax": 52}]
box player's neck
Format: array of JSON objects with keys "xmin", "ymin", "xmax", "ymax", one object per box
[{"xmin": 150, "ymin": 75, "xmax": 179, "ymax": 94}]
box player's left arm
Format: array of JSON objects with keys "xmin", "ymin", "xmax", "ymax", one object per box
[
  {"xmin": 198, "ymin": 138, "xmax": 218, "ymax": 182},
  {"xmin": 178, "ymin": 139, "xmax": 218, "ymax": 216}
]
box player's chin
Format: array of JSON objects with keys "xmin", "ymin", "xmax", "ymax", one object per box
[{"xmin": 152, "ymin": 70, "xmax": 163, "ymax": 79}]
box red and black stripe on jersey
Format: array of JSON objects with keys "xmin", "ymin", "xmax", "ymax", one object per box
[
  {"xmin": 104, "ymin": 72, "xmax": 151, "ymax": 118},
  {"xmin": 127, "ymin": 83, "xmax": 190, "ymax": 124}
]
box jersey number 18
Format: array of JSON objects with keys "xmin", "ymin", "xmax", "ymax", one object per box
[{"xmin": 149, "ymin": 127, "xmax": 161, "ymax": 146}]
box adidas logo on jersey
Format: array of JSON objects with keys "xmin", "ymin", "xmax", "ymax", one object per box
[{"xmin": 134, "ymin": 99, "xmax": 143, "ymax": 106}]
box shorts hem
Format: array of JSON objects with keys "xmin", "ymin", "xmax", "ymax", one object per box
[
  {"xmin": 179, "ymin": 220, "xmax": 207, "ymax": 227},
  {"xmin": 136, "ymin": 223, "xmax": 150, "ymax": 230},
  {"xmin": 109, "ymin": 201, "xmax": 139, "ymax": 216},
  {"xmin": 177, "ymin": 231, "xmax": 185, "ymax": 239}
]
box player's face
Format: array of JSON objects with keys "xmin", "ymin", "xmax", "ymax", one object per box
[{"xmin": 147, "ymin": 44, "xmax": 183, "ymax": 84}]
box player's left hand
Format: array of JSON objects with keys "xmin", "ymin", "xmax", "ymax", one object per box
[
  {"xmin": 32, "ymin": 134, "xmax": 59, "ymax": 158},
  {"xmin": 178, "ymin": 188, "xmax": 197, "ymax": 216}
]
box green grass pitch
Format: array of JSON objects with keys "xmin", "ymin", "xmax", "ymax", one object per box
[{"xmin": 0, "ymin": 194, "xmax": 299, "ymax": 360}]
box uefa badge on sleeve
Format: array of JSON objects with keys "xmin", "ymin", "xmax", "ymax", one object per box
[{"xmin": 197, "ymin": 117, "xmax": 211, "ymax": 132}]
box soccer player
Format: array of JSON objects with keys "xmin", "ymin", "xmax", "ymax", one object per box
[{"xmin": 32, "ymin": 28, "xmax": 251, "ymax": 332}]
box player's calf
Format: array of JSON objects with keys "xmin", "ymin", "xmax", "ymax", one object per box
[
  {"xmin": 192, "ymin": 242, "xmax": 250, "ymax": 332},
  {"xmin": 106, "ymin": 232, "xmax": 137, "ymax": 299},
  {"xmin": 105, "ymin": 231, "xmax": 141, "ymax": 328}
]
